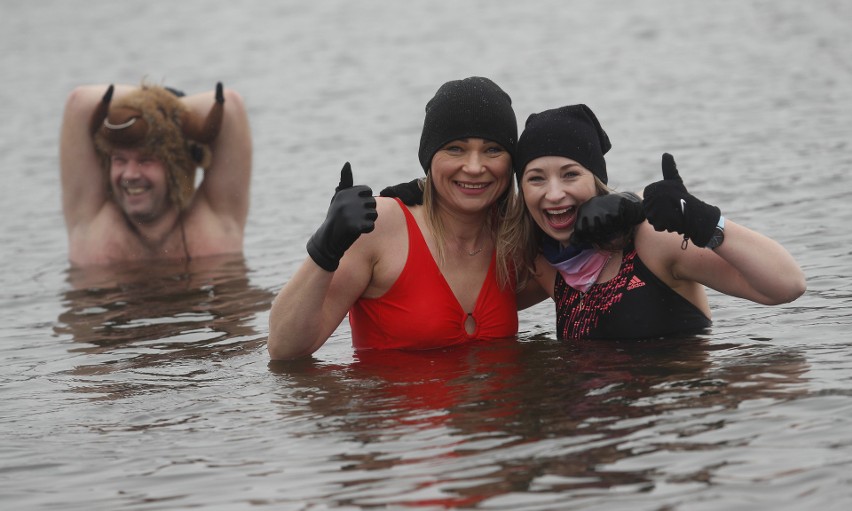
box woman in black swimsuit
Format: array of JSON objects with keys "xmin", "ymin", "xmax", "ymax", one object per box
[{"xmin": 506, "ymin": 104, "xmax": 806, "ymax": 340}]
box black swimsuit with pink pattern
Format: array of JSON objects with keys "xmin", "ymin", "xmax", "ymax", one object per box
[{"xmin": 554, "ymin": 241, "xmax": 711, "ymax": 340}]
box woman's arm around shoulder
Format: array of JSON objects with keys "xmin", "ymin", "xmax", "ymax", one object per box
[{"xmin": 516, "ymin": 254, "xmax": 556, "ymax": 310}]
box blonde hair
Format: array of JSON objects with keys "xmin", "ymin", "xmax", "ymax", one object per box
[
  {"xmin": 422, "ymin": 174, "xmax": 516, "ymax": 289},
  {"xmin": 502, "ymin": 174, "xmax": 613, "ymax": 287}
]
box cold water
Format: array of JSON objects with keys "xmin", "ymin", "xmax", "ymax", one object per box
[{"xmin": 1, "ymin": 1, "xmax": 851, "ymax": 509}]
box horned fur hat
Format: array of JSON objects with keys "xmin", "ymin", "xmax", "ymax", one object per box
[{"xmin": 91, "ymin": 82, "xmax": 225, "ymax": 211}]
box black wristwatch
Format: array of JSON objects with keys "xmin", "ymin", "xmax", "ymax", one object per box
[{"xmin": 706, "ymin": 216, "xmax": 725, "ymax": 250}]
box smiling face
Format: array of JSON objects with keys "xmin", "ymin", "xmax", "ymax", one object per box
[
  {"xmin": 428, "ymin": 138, "xmax": 512, "ymax": 215},
  {"xmin": 520, "ymin": 155, "xmax": 599, "ymax": 245},
  {"xmin": 109, "ymin": 148, "xmax": 172, "ymax": 223}
]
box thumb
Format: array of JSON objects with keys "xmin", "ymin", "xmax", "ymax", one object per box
[
  {"xmin": 215, "ymin": 82, "xmax": 224, "ymax": 104},
  {"xmin": 661, "ymin": 153, "xmax": 683, "ymax": 182},
  {"xmin": 336, "ymin": 162, "xmax": 353, "ymax": 192}
]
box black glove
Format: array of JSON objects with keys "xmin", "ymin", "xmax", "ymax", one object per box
[
  {"xmin": 306, "ymin": 163, "xmax": 377, "ymax": 271},
  {"xmin": 214, "ymin": 81, "xmax": 224, "ymax": 104},
  {"xmin": 379, "ymin": 178, "xmax": 424, "ymax": 206},
  {"xmin": 642, "ymin": 153, "xmax": 720, "ymax": 248},
  {"xmin": 570, "ymin": 192, "xmax": 645, "ymax": 246}
]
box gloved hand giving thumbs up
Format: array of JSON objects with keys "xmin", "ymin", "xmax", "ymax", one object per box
[
  {"xmin": 642, "ymin": 153, "xmax": 720, "ymax": 248},
  {"xmin": 307, "ymin": 163, "xmax": 378, "ymax": 272}
]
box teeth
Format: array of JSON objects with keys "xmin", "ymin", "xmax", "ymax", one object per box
[
  {"xmin": 457, "ymin": 182, "xmax": 487, "ymax": 189},
  {"xmin": 546, "ymin": 207, "xmax": 573, "ymax": 215},
  {"xmin": 125, "ymin": 186, "xmax": 147, "ymax": 195}
]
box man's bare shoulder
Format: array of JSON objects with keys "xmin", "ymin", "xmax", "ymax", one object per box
[
  {"xmin": 67, "ymin": 204, "xmax": 141, "ymax": 266},
  {"xmin": 180, "ymin": 197, "xmax": 244, "ymax": 256}
]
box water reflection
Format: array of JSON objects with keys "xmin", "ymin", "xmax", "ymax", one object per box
[
  {"xmin": 268, "ymin": 337, "xmax": 809, "ymax": 508},
  {"xmin": 54, "ymin": 255, "xmax": 275, "ymax": 399}
]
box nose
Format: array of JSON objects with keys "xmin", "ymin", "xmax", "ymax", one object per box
[
  {"xmin": 543, "ymin": 179, "xmax": 566, "ymax": 203},
  {"xmin": 122, "ymin": 159, "xmax": 143, "ymax": 179},
  {"xmin": 462, "ymin": 151, "xmax": 486, "ymax": 174}
]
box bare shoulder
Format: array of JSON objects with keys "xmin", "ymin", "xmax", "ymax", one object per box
[
  {"xmin": 371, "ymin": 196, "xmax": 408, "ymax": 235},
  {"xmin": 67, "ymin": 204, "xmax": 137, "ymax": 265},
  {"xmin": 353, "ymin": 196, "xmax": 408, "ymax": 256},
  {"xmin": 180, "ymin": 198, "xmax": 244, "ymax": 256},
  {"xmin": 634, "ymin": 222, "xmax": 686, "ymax": 282},
  {"xmin": 356, "ymin": 196, "xmax": 410, "ymax": 298}
]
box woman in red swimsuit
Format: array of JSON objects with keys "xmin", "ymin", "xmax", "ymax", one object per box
[
  {"xmin": 506, "ymin": 104, "xmax": 806, "ymax": 340},
  {"xmin": 268, "ymin": 77, "xmax": 543, "ymax": 360}
]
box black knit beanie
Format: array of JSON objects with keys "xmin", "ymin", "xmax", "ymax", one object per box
[
  {"xmin": 418, "ymin": 76, "xmax": 517, "ymax": 173},
  {"xmin": 514, "ymin": 104, "xmax": 611, "ymax": 185}
]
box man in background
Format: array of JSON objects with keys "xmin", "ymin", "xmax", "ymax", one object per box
[{"xmin": 59, "ymin": 81, "xmax": 252, "ymax": 266}]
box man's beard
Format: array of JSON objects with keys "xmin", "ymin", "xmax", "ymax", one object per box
[{"xmin": 116, "ymin": 191, "xmax": 173, "ymax": 226}]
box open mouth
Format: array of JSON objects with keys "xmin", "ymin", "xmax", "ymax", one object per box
[
  {"xmin": 544, "ymin": 206, "xmax": 576, "ymax": 229},
  {"xmin": 124, "ymin": 186, "xmax": 149, "ymax": 196},
  {"xmin": 120, "ymin": 178, "xmax": 151, "ymax": 196}
]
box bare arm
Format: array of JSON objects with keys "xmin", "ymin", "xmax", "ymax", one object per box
[
  {"xmin": 516, "ymin": 257, "xmax": 554, "ymax": 310},
  {"xmin": 59, "ymin": 84, "xmax": 135, "ymax": 233},
  {"xmin": 185, "ymin": 87, "xmax": 252, "ymax": 229},
  {"xmin": 673, "ymin": 220, "xmax": 806, "ymax": 305},
  {"xmin": 268, "ymin": 250, "xmax": 373, "ymax": 360},
  {"xmin": 641, "ymin": 153, "xmax": 805, "ymax": 306},
  {"xmin": 267, "ymin": 164, "xmax": 379, "ymax": 360}
]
